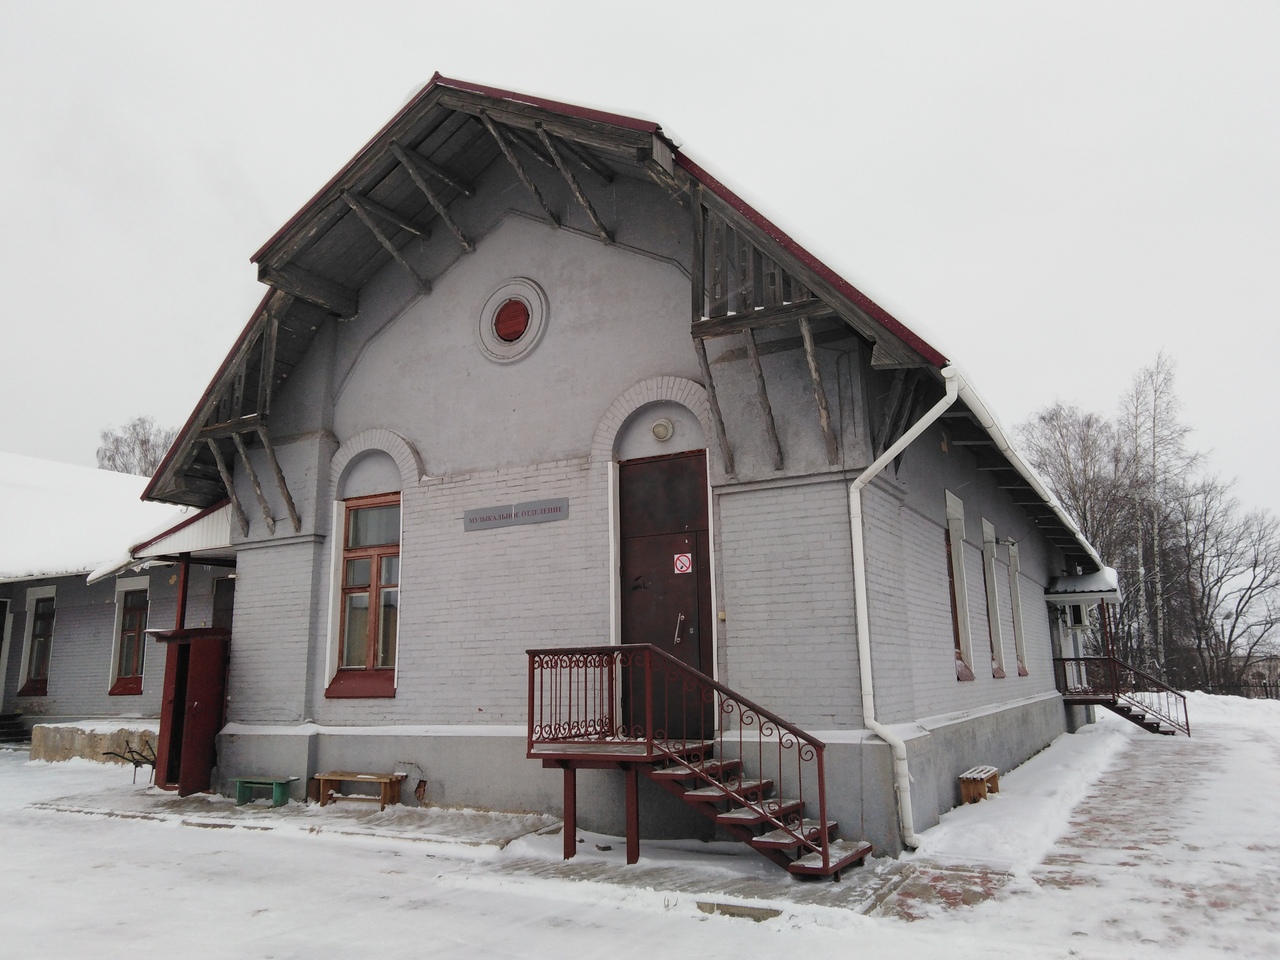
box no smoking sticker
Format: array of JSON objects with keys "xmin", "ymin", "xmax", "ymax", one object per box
[{"xmin": 673, "ymin": 554, "xmax": 692, "ymax": 574}]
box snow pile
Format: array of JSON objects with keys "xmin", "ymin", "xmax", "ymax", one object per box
[
  {"xmin": 909, "ymin": 715, "xmax": 1134, "ymax": 874},
  {"xmin": 0, "ymin": 452, "xmax": 181, "ymax": 582}
]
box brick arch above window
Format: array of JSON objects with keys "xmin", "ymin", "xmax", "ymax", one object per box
[
  {"xmin": 591, "ymin": 377, "xmax": 713, "ymax": 464},
  {"xmin": 330, "ymin": 428, "xmax": 424, "ymax": 500}
]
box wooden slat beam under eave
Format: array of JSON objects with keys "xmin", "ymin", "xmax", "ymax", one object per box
[
  {"xmin": 744, "ymin": 328, "xmax": 784, "ymax": 471},
  {"xmin": 693, "ymin": 337, "xmax": 735, "ymax": 477},
  {"xmin": 255, "ymin": 423, "xmax": 301, "ymax": 533},
  {"xmin": 389, "ymin": 141, "xmax": 474, "ymax": 253},
  {"xmin": 535, "ymin": 123, "xmax": 612, "ymax": 243},
  {"xmin": 200, "ymin": 413, "xmax": 263, "ymax": 441},
  {"xmin": 434, "ymin": 92, "xmax": 654, "ymax": 160},
  {"xmin": 799, "ymin": 317, "xmax": 840, "ymax": 466},
  {"xmin": 394, "ymin": 147, "xmax": 474, "ymax": 199},
  {"xmin": 553, "ymin": 136, "xmax": 615, "ymax": 186},
  {"xmin": 690, "ymin": 298, "xmax": 839, "ymax": 339},
  {"xmin": 479, "ymin": 111, "xmax": 560, "ymax": 227},
  {"xmin": 340, "ymin": 190, "xmax": 431, "ymax": 293},
  {"xmin": 205, "ymin": 439, "xmax": 249, "ymax": 537},
  {"xmin": 230, "ymin": 432, "xmax": 276, "ymax": 535},
  {"xmin": 351, "ymin": 195, "xmax": 434, "ymax": 239},
  {"xmin": 259, "ymin": 263, "xmax": 359, "ymax": 318}
]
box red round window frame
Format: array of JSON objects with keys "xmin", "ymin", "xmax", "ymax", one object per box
[{"xmin": 493, "ymin": 298, "xmax": 530, "ymax": 343}]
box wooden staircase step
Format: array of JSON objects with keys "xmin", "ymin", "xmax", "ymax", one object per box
[
  {"xmin": 684, "ymin": 779, "xmax": 772, "ymax": 802},
  {"xmin": 649, "ymin": 758, "xmax": 742, "ymax": 782},
  {"xmin": 751, "ymin": 820, "xmax": 837, "ymax": 850},
  {"xmin": 787, "ymin": 839, "xmax": 873, "ymax": 878},
  {"xmin": 716, "ymin": 798, "xmax": 803, "ymax": 825}
]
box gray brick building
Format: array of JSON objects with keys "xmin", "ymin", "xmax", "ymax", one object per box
[{"xmin": 137, "ymin": 76, "xmax": 1112, "ymax": 862}]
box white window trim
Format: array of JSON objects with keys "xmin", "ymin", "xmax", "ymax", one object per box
[
  {"xmin": 981, "ymin": 519, "xmax": 1007, "ymax": 677},
  {"xmin": 324, "ymin": 498, "xmax": 403, "ymax": 689},
  {"xmin": 0, "ymin": 599, "xmax": 12, "ymax": 702},
  {"xmin": 108, "ymin": 575, "xmax": 150, "ymax": 689},
  {"xmin": 18, "ymin": 584, "xmax": 56, "ymax": 691},
  {"xmin": 1007, "ymin": 542, "xmax": 1029, "ymax": 674},
  {"xmin": 945, "ymin": 491, "xmax": 975, "ymax": 674}
]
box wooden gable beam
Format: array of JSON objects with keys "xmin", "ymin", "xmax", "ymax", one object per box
[
  {"xmin": 744, "ymin": 328, "xmax": 784, "ymax": 471},
  {"xmin": 535, "ymin": 123, "xmax": 612, "ymax": 243},
  {"xmin": 799, "ymin": 317, "xmax": 840, "ymax": 465},
  {"xmin": 205, "ymin": 439, "xmax": 249, "ymax": 537},
  {"xmin": 230, "ymin": 433, "xmax": 276, "ymax": 535},
  {"xmin": 259, "ymin": 263, "xmax": 358, "ymax": 318},
  {"xmin": 256, "ymin": 424, "xmax": 301, "ymax": 533},
  {"xmin": 435, "ymin": 91, "xmax": 654, "ymax": 160},
  {"xmin": 691, "ymin": 298, "xmax": 838, "ymax": 339},
  {"xmin": 554, "ymin": 137, "xmax": 615, "ymax": 186},
  {"xmin": 480, "ymin": 111, "xmax": 560, "ymax": 227},
  {"xmin": 389, "ymin": 141, "xmax": 475, "ymax": 253},
  {"xmin": 689, "ymin": 187, "xmax": 733, "ymax": 477},
  {"xmin": 340, "ymin": 190, "xmax": 431, "ymax": 293},
  {"xmin": 351, "ymin": 195, "xmax": 434, "ymax": 239}
]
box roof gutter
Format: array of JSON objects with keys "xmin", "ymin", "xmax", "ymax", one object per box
[{"xmin": 849, "ymin": 366, "xmax": 960, "ymax": 850}]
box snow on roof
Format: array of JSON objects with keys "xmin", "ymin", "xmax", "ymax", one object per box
[
  {"xmin": 1046, "ymin": 566, "xmax": 1121, "ymax": 601},
  {"xmin": 0, "ymin": 452, "xmax": 185, "ymax": 583}
]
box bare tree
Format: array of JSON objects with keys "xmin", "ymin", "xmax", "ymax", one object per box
[
  {"xmin": 96, "ymin": 416, "xmax": 178, "ymax": 477},
  {"xmin": 1172, "ymin": 478, "xmax": 1280, "ymax": 689}
]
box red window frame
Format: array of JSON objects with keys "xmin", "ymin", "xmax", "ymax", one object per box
[
  {"xmin": 326, "ymin": 492, "xmax": 400, "ymax": 699},
  {"xmin": 18, "ymin": 596, "xmax": 55, "ymax": 697},
  {"xmin": 110, "ymin": 589, "xmax": 149, "ymax": 696}
]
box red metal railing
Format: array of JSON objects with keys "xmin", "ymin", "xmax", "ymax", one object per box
[
  {"xmin": 527, "ymin": 644, "xmax": 831, "ymax": 868},
  {"xmin": 1054, "ymin": 656, "xmax": 1190, "ymax": 736}
]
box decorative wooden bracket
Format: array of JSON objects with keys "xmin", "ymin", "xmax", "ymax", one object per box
[
  {"xmin": 389, "ymin": 141, "xmax": 474, "ymax": 253},
  {"xmin": 743, "ymin": 328, "xmax": 784, "ymax": 472},
  {"xmin": 340, "ymin": 190, "xmax": 431, "ymax": 293},
  {"xmin": 799, "ymin": 318, "xmax": 840, "ymax": 466},
  {"xmin": 535, "ymin": 123, "xmax": 612, "ymax": 243},
  {"xmin": 480, "ymin": 111, "xmax": 560, "ymax": 227}
]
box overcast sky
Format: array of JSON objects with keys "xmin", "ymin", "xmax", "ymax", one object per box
[{"xmin": 1, "ymin": 1, "xmax": 1276, "ymax": 511}]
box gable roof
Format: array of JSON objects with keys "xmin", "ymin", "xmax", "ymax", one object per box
[{"xmin": 142, "ymin": 75, "xmax": 1102, "ymax": 574}]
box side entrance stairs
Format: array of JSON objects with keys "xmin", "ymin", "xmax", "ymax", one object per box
[
  {"xmin": 644, "ymin": 743, "xmax": 871, "ymax": 879},
  {"xmin": 528, "ymin": 644, "xmax": 872, "ymax": 880},
  {"xmin": 1055, "ymin": 656, "xmax": 1190, "ymax": 736},
  {"xmin": 0, "ymin": 713, "xmax": 29, "ymax": 745}
]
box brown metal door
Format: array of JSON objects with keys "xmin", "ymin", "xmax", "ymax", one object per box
[
  {"xmin": 619, "ymin": 451, "xmax": 713, "ymax": 740},
  {"xmin": 177, "ymin": 634, "xmax": 229, "ymax": 796}
]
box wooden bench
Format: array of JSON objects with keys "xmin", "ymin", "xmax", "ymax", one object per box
[
  {"xmin": 313, "ymin": 771, "xmax": 407, "ymax": 811},
  {"xmin": 959, "ymin": 765, "xmax": 1000, "ymax": 803},
  {"xmin": 232, "ymin": 776, "xmax": 299, "ymax": 807}
]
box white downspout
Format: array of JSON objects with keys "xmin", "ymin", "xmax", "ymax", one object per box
[{"xmin": 850, "ymin": 364, "xmax": 960, "ymax": 850}]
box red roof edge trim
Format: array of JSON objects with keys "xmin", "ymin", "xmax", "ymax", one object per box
[
  {"xmin": 141, "ymin": 289, "xmax": 274, "ymax": 503},
  {"xmin": 250, "ymin": 73, "xmax": 662, "ymax": 266},
  {"xmin": 428, "ymin": 75, "xmax": 661, "ymax": 135},
  {"xmin": 131, "ymin": 499, "xmax": 231, "ymax": 555},
  {"xmin": 675, "ymin": 151, "xmax": 949, "ymax": 369}
]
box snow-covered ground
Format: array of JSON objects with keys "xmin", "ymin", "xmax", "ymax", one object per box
[{"xmin": 1, "ymin": 693, "xmax": 1276, "ymax": 958}]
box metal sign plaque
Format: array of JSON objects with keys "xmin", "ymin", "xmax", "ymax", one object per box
[{"xmin": 463, "ymin": 498, "xmax": 570, "ymax": 532}]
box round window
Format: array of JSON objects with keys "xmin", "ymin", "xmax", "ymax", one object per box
[
  {"xmin": 494, "ymin": 298, "xmax": 530, "ymax": 342},
  {"xmin": 476, "ymin": 278, "xmax": 549, "ymax": 363}
]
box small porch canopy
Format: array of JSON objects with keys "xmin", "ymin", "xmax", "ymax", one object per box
[
  {"xmin": 87, "ymin": 501, "xmax": 235, "ymax": 584},
  {"xmin": 1045, "ymin": 566, "xmax": 1121, "ymax": 606}
]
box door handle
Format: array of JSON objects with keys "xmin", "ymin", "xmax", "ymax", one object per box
[{"xmin": 673, "ymin": 612, "xmax": 685, "ymax": 644}]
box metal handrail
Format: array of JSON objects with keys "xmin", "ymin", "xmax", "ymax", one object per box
[
  {"xmin": 527, "ymin": 643, "xmax": 831, "ymax": 869},
  {"xmin": 1053, "ymin": 656, "xmax": 1190, "ymax": 736}
]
